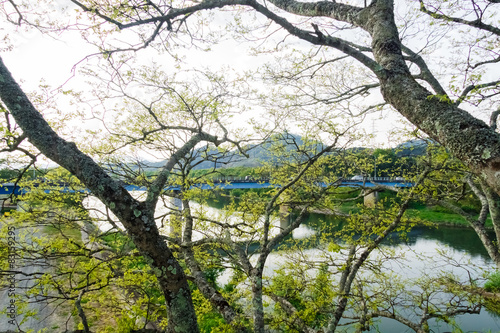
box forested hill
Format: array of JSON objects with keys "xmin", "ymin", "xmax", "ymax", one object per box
[
  {"xmin": 395, "ymin": 139, "xmax": 429, "ymax": 157},
  {"xmin": 143, "ymin": 135, "xmax": 429, "ymax": 171}
]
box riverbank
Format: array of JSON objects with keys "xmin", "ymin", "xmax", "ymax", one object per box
[
  {"xmin": 219, "ymin": 187, "xmax": 483, "ymax": 229},
  {"xmin": 315, "ymin": 206, "xmax": 482, "ymax": 229},
  {"xmin": 280, "ymin": 202, "xmax": 481, "ymax": 230}
]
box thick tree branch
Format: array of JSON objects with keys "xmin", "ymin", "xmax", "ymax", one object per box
[
  {"xmin": 0, "ymin": 57, "xmax": 135, "ymax": 213},
  {"xmin": 482, "ymin": 182, "xmax": 500, "ymax": 259},
  {"xmin": 72, "ymin": 0, "xmax": 382, "ymax": 75},
  {"xmin": 145, "ymin": 131, "xmax": 222, "ymax": 210},
  {"xmin": 471, "ymin": 55, "xmax": 500, "ymax": 69},
  {"xmin": 368, "ymin": 311, "xmax": 425, "ymax": 333},
  {"xmin": 400, "ymin": 44, "xmax": 447, "ymax": 96},
  {"xmin": 266, "ymin": 0, "xmax": 364, "ymax": 26},
  {"xmin": 75, "ymin": 290, "xmax": 91, "ymax": 333},
  {"xmin": 490, "ymin": 109, "xmax": 500, "ymax": 131},
  {"xmin": 437, "ymin": 195, "xmax": 500, "ymax": 267},
  {"xmin": 0, "ymin": 56, "xmax": 199, "ymax": 333}
]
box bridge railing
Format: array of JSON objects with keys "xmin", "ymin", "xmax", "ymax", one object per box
[
  {"xmin": 2, "ymin": 176, "xmax": 413, "ymax": 196},
  {"xmin": 344, "ymin": 176, "xmax": 407, "ymax": 182},
  {"xmin": 210, "ymin": 176, "xmax": 408, "ymax": 184},
  {"xmin": 212, "ymin": 177, "xmax": 271, "ymax": 183}
]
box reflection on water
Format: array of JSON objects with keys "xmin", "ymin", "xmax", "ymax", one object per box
[
  {"xmin": 204, "ymin": 199, "xmax": 500, "ymax": 332},
  {"xmin": 304, "ymin": 216, "xmax": 500, "ymax": 332},
  {"xmin": 86, "ymin": 194, "xmax": 500, "ymax": 332},
  {"xmin": 404, "ymin": 224, "xmax": 494, "ymax": 260},
  {"xmin": 306, "ymin": 212, "xmax": 494, "ymax": 260}
]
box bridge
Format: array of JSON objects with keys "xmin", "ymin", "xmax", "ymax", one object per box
[
  {"xmin": 2, "ymin": 177, "xmax": 413, "ymax": 230},
  {"xmin": 1, "ymin": 177, "xmax": 412, "ymax": 213},
  {"xmin": 1, "ymin": 177, "xmax": 413, "ymax": 196}
]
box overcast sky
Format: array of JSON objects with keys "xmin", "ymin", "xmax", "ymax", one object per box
[{"xmin": 0, "ymin": 0, "xmax": 428, "ymax": 156}]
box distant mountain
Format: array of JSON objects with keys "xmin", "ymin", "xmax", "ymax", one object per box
[
  {"xmin": 189, "ymin": 132, "xmax": 326, "ymax": 170},
  {"xmin": 394, "ymin": 139, "xmax": 431, "ymax": 157},
  {"xmin": 139, "ymin": 133, "xmax": 326, "ymax": 171},
  {"xmin": 135, "ymin": 136, "xmax": 431, "ymax": 172}
]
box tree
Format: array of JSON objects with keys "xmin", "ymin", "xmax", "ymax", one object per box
[
  {"xmin": 0, "ymin": 58, "xmax": 258, "ymax": 332},
  {"xmin": 0, "ymin": 108, "xmax": 489, "ymax": 332},
  {"xmin": 15, "ymin": 0, "xmax": 494, "ymax": 195},
  {"xmin": 1, "ymin": 55, "xmax": 363, "ymax": 332},
  {"xmin": 0, "ymin": 0, "xmax": 499, "ymax": 331}
]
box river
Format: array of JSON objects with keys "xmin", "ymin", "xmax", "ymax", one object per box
[
  {"xmin": 84, "ymin": 194, "xmax": 500, "ymax": 332},
  {"xmin": 203, "ymin": 200, "xmax": 500, "ymax": 332}
]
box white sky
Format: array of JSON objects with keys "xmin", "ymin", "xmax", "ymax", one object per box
[
  {"xmin": 3, "ymin": 0, "xmax": 483, "ymax": 162},
  {"xmin": 3, "ymin": 28, "xmax": 86, "ymax": 88}
]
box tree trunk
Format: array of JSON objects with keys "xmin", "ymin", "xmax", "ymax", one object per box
[
  {"xmin": 181, "ymin": 202, "xmax": 240, "ymax": 327},
  {"xmin": 484, "ymin": 185, "xmax": 500, "ymax": 251},
  {"xmin": 380, "ymin": 72, "xmax": 500, "ymax": 195},
  {"xmin": 251, "ymin": 272, "xmax": 265, "ymax": 333},
  {"xmin": 365, "ymin": 0, "xmax": 500, "ymax": 196},
  {"xmin": 0, "ymin": 57, "xmax": 200, "ymax": 333},
  {"xmin": 470, "ymin": 221, "xmax": 500, "ymax": 269}
]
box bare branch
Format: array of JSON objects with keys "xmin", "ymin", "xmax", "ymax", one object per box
[
  {"xmin": 6, "ymin": 0, "xmax": 23, "ymax": 25},
  {"xmin": 454, "ymin": 80, "xmax": 500, "ymax": 106},
  {"xmin": 368, "ymin": 311, "xmax": 424, "ymax": 333},
  {"xmin": 471, "ymin": 55, "xmax": 500, "ymax": 69},
  {"xmin": 70, "ymin": 0, "xmax": 124, "ymax": 29},
  {"xmin": 465, "ymin": 176, "xmax": 489, "ymax": 224},
  {"xmin": 419, "ymin": 0, "xmax": 500, "ymax": 36}
]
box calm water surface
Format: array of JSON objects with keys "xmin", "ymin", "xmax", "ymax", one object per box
[
  {"xmin": 205, "ymin": 200, "xmax": 500, "ymax": 332},
  {"xmin": 86, "ymin": 194, "xmax": 500, "ymax": 332}
]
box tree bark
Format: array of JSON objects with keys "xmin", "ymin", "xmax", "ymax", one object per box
[
  {"xmin": 251, "ymin": 272, "xmax": 265, "ymax": 333},
  {"xmin": 438, "ymin": 197, "xmax": 500, "ymax": 268},
  {"xmin": 263, "ymin": 0, "xmax": 500, "ymax": 196},
  {"xmin": 181, "ymin": 201, "xmax": 242, "ymax": 328},
  {"xmin": 483, "ymin": 184, "xmax": 500, "ymax": 249},
  {"xmin": 76, "ymin": 291, "xmax": 91, "ymax": 333},
  {"xmin": 0, "ymin": 57, "xmax": 200, "ymax": 333},
  {"xmin": 71, "ymin": 0, "xmax": 500, "ymax": 200},
  {"xmin": 363, "ymin": 0, "xmax": 500, "ymax": 196}
]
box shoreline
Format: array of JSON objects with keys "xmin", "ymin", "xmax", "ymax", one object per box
[{"xmin": 304, "ymin": 207, "xmax": 490, "ymax": 230}]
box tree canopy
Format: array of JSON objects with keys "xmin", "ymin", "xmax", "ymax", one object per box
[{"xmin": 0, "ymin": 0, "xmax": 499, "ymax": 332}]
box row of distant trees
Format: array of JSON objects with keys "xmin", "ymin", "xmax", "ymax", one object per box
[{"xmin": 185, "ymin": 148, "xmax": 420, "ymax": 181}]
